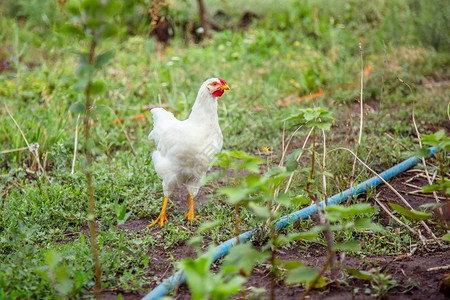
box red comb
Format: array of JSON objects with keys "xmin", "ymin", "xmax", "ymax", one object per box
[{"xmin": 218, "ymin": 78, "xmax": 227, "ymax": 85}]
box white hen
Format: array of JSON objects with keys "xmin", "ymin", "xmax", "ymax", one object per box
[{"xmin": 148, "ymin": 78, "xmax": 230, "ymax": 227}]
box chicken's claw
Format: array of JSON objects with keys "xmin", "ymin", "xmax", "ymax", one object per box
[
  {"xmin": 148, "ymin": 212, "xmax": 168, "ymax": 228},
  {"xmin": 185, "ymin": 210, "xmax": 195, "ymax": 221},
  {"xmin": 148, "ymin": 197, "xmax": 169, "ymax": 228}
]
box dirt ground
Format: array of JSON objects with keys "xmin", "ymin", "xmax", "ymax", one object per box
[{"xmin": 104, "ymin": 170, "xmax": 449, "ymax": 299}]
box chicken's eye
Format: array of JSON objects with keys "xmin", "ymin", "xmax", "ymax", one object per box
[{"xmin": 212, "ymin": 82, "xmax": 218, "ymax": 86}]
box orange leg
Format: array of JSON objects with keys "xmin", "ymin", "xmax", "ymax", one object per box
[
  {"xmin": 148, "ymin": 197, "xmax": 169, "ymax": 228},
  {"xmin": 185, "ymin": 192, "xmax": 195, "ymax": 221}
]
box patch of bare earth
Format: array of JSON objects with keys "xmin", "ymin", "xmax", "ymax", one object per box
[{"xmin": 104, "ymin": 169, "xmax": 449, "ymax": 299}]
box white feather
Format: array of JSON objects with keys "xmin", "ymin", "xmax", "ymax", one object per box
[{"xmin": 149, "ymin": 78, "xmax": 224, "ymax": 197}]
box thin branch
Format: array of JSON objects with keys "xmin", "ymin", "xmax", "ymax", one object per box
[
  {"xmin": 427, "ymin": 265, "xmax": 450, "ymax": 272},
  {"xmin": 0, "ymin": 146, "xmax": 29, "ymax": 154},
  {"xmin": 330, "ymin": 147, "xmax": 441, "ymax": 246},
  {"xmin": 347, "ymin": 42, "xmax": 364, "ymax": 205},
  {"xmin": 72, "ymin": 114, "xmax": 81, "ymax": 174},
  {"xmin": 4, "ymin": 104, "xmax": 46, "ymax": 176},
  {"xmin": 283, "ymin": 127, "xmax": 314, "ymax": 194},
  {"xmin": 321, "ymin": 129, "xmax": 328, "ymax": 205},
  {"xmin": 267, "ymin": 127, "xmax": 312, "ymax": 221},
  {"xmin": 373, "ymin": 197, "xmax": 418, "ymax": 236},
  {"xmin": 398, "ymin": 77, "xmax": 443, "ymax": 213},
  {"xmin": 84, "ymin": 37, "xmax": 102, "ymax": 299}
]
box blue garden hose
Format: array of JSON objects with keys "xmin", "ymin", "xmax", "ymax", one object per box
[{"xmin": 143, "ymin": 147, "xmax": 437, "ymax": 300}]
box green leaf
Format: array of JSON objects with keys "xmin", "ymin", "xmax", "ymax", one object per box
[
  {"xmin": 285, "ymin": 149, "xmax": 301, "ymax": 171},
  {"xmin": 442, "ymin": 233, "xmax": 450, "ymax": 242},
  {"xmin": 60, "ymin": 24, "xmax": 85, "ymax": 38},
  {"xmin": 419, "ymin": 203, "xmax": 444, "ymax": 210},
  {"xmin": 285, "ymin": 266, "xmax": 318, "ymax": 284},
  {"xmin": 291, "ymin": 195, "xmax": 311, "ymax": 205},
  {"xmin": 197, "ymin": 220, "xmax": 223, "ymax": 234},
  {"xmin": 422, "ymin": 181, "xmax": 450, "ymax": 195},
  {"xmin": 180, "ymin": 255, "xmax": 213, "ymax": 299},
  {"xmin": 81, "ymin": 0, "xmax": 102, "ymax": 12},
  {"xmin": 69, "ymin": 102, "xmax": 86, "ymax": 114},
  {"xmin": 283, "ymin": 260, "xmax": 305, "ymax": 270},
  {"xmin": 413, "ymin": 147, "xmax": 433, "ymax": 158},
  {"xmin": 389, "ymin": 203, "xmax": 432, "ymax": 221},
  {"xmin": 45, "ymin": 249, "xmax": 61, "ymax": 269},
  {"xmin": 99, "ymin": 23, "xmax": 119, "ymax": 39},
  {"xmin": 346, "ymin": 268, "xmax": 372, "ymax": 280},
  {"xmin": 219, "ymin": 186, "xmax": 248, "ymax": 204},
  {"xmin": 65, "ymin": 0, "xmax": 81, "ymax": 16},
  {"xmin": 93, "ymin": 104, "xmax": 110, "ymax": 116},
  {"xmin": 275, "ymin": 193, "xmax": 291, "ymax": 207},
  {"xmin": 287, "ymin": 231, "xmax": 319, "ymax": 241},
  {"xmin": 353, "ymin": 218, "xmax": 385, "ymax": 232},
  {"xmin": 332, "ymin": 240, "xmax": 361, "ymax": 252},
  {"xmin": 90, "ymin": 80, "xmax": 104, "ymax": 94},
  {"xmin": 104, "ymin": 0, "xmax": 122, "ymax": 16},
  {"xmin": 54, "ymin": 265, "xmax": 72, "ymax": 295},
  {"xmin": 187, "ymin": 236, "xmax": 203, "ymax": 249},
  {"xmin": 247, "ymin": 202, "xmax": 271, "ymax": 219},
  {"xmin": 95, "ymin": 50, "xmax": 115, "ymax": 69},
  {"xmin": 222, "ymin": 244, "xmax": 269, "ymax": 276},
  {"xmin": 265, "ymin": 166, "xmax": 287, "ymax": 178}
]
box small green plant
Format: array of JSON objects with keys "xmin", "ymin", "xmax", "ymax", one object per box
[
  {"xmin": 370, "ymin": 269, "xmax": 399, "ymax": 299},
  {"xmin": 61, "ymin": 0, "xmax": 127, "ymax": 297},
  {"xmin": 114, "ymin": 200, "xmax": 132, "ymax": 226},
  {"xmin": 420, "ymin": 130, "xmax": 450, "ymax": 199}
]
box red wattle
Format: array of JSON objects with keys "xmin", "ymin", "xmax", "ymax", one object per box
[{"xmin": 213, "ymin": 90, "xmax": 225, "ymax": 97}]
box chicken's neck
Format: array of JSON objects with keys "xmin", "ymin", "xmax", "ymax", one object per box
[{"xmin": 188, "ymin": 88, "xmax": 219, "ymax": 125}]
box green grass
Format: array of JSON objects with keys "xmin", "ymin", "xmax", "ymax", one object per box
[{"xmin": 0, "ymin": 0, "xmax": 449, "ymax": 298}]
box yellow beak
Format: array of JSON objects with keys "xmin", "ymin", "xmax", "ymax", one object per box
[{"xmin": 221, "ymin": 84, "xmax": 230, "ymax": 90}]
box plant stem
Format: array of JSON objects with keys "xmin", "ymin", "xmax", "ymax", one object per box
[
  {"xmin": 270, "ymin": 239, "xmax": 276, "ymax": 300},
  {"xmin": 307, "ymin": 129, "xmax": 336, "ymax": 278},
  {"xmin": 235, "ymin": 203, "xmax": 240, "ymax": 244},
  {"xmin": 197, "ymin": 0, "xmax": 209, "ymax": 38},
  {"xmin": 347, "ymin": 42, "xmax": 364, "ymax": 206},
  {"xmin": 84, "ymin": 38, "xmax": 102, "ymax": 299}
]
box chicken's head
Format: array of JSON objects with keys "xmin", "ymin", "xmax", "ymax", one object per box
[{"xmin": 206, "ymin": 78, "xmax": 230, "ymax": 97}]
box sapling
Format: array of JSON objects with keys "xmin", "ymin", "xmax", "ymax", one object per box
[{"xmin": 62, "ymin": 0, "xmax": 127, "ymax": 297}]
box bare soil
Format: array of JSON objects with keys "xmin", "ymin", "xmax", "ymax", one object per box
[{"xmin": 104, "ymin": 170, "xmax": 449, "ymax": 299}]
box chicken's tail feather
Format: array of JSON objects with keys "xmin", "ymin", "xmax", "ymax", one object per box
[{"xmin": 148, "ymin": 108, "xmax": 178, "ymax": 142}]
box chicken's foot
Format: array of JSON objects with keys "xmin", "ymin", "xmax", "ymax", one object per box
[
  {"xmin": 185, "ymin": 192, "xmax": 195, "ymax": 221},
  {"xmin": 148, "ymin": 197, "xmax": 169, "ymax": 228}
]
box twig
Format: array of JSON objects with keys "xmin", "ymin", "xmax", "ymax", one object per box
[
  {"xmin": 346, "ymin": 42, "xmax": 365, "ymax": 206},
  {"xmin": 374, "ymin": 197, "xmax": 418, "ymax": 236},
  {"xmin": 159, "ymin": 265, "xmax": 172, "ymax": 281},
  {"xmin": 84, "ymin": 37, "xmax": 102, "ymax": 299},
  {"xmin": 268, "ymin": 127, "xmax": 313, "ymax": 220},
  {"xmin": 405, "ymin": 183, "xmax": 421, "ymax": 189},
  {"xmin": 398, "ymin": 77, "xmax": 443, "ymax": 216},
  {"xmin": 0, "ymin": 146, "xmax": 28, "ymax": 154},
  {"xmin": 321, "ymin": 129, "xmax": 328, "ymax": 205},
  {"xmin": 427, "ymin": 265, "xmax": 450, "ymax": 272},
  {"xmin": 72, "ymin": 114, "xmax": 81, "ymax": 174},
  {"xmin": 384, "ymin": 132, "xmax": 409, "ymax": 151},
  {"xmin": 404, "ymin": 172, "xmax": 423, "ymax": 183},
  {"xmin": 330, "ymin": 147, "xmax": 441, "ymax": 246},
  {"xmin": 4, "ymin": 104, "xmax": 46, "ymax": 176},
  {"xmin": 447, "ymin": 101, "xmax": 450, "ymax": 121},
  {"xmin": 283, "ymin": 127, "xmax": 314, "ymax": 194}
]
